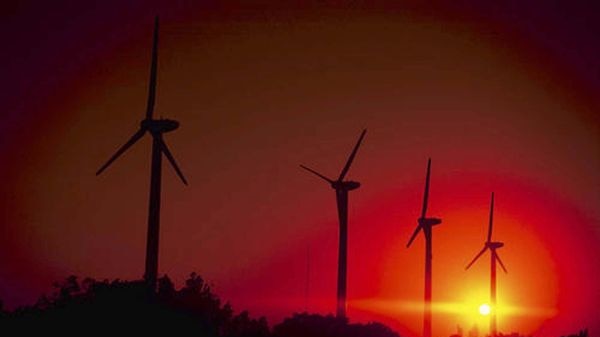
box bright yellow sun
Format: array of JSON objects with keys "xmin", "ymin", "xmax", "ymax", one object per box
[{"xmin": 479, "ymin": 303, "xmax": 491, "ymax": 316}]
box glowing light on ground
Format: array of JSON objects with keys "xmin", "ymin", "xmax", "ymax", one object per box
[
  {"xmin": 352, "ymin": 297, "xmax": 557, "ymax": 337},
  {"xmin": 479, "ymin": 303, "xmax": 491, "ymax": 316}
]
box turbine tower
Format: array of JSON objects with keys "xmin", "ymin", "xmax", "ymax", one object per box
[
  {"xmin": 300, "ymin": 129, "xmax": 367, "ymax": 319},
  {"xmin": 96, "ymin": 17, "xmax": 188, "ymax": 291},
  {"xmin": 465, "ymin": 192, "xmax": 508, "ymax": 337},
  {"xmin": 406, "ymin": 158, "xmax": 442, "ymax": 337}
]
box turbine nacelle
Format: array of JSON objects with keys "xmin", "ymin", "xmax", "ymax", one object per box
[
  {"xmin": 141, "ymin": 118, "xmax": 180, "ymax": 134},
  {"xmin": 418, "ymin": 217, "xmax": 442, "ymax": 227},
  {"xmin": 486, "ymin": 241, "xmax": 504, "ymax": 249},
  {"xmin": 332, "ymin": 180, "xmax": 361, "ymax": 191}
]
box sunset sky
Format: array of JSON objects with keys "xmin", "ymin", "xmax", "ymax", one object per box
[{"xmin": 1, "ymin": 2, "xmax": 599, "ymax": 337}]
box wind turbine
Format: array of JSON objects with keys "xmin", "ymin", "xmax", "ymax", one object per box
[
  {"xmin": 96, "ymin": 17, "xmax": 188, "ymax": 291},
  {"xmin": 465, "ymin": 192, "xmax": 507, "ymax": 337},
  {"xmin": 406, "ymin": 158, "xmax": 442, "ymax": 337},
  {"xmin": 300, "ymin": 129, "xmax": 367, "ymax": 319}
]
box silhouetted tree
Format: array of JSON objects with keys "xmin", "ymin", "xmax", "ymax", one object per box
[{"xmin": 223, "ymin": 310, "xmax": 270, "ymax": 337}]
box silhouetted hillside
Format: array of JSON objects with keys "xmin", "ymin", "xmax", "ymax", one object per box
[
  {"xmin": 0, "ymin": 273, "xmax": 401, "ymax": 337},
  {"xmin": 0, "ymin": 274, "xmax": 587, "ymax": 337},
  {"xmin": 1, "ymin": 273, "xmax": 268, "ymax": 336},
  {"xmin": 449, "ymin": 330, "xmax": 588, "ymax": 337}
]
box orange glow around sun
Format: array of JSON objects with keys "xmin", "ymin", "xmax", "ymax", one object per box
[{"xmin": 352, "ymin": 178, "xmax": 565, "ymax": 337}]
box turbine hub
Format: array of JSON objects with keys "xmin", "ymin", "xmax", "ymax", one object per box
[
  {"xmin": 141, "ymin": 119, "xmax": 180, "ymax": 134},
  {"xmin": 332, "ymin": 181, "xmax": 360, "ymax": 191}
]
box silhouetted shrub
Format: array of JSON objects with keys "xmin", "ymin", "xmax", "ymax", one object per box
[
  {"xmin": 447, "ymin": 330, "xmax": 588, "ymax": 337},
  {"xmin": 560, "ymin": 329, "xmax": 588, "ymax": 337},
  {"xmin": 495, "ymin": 333, "xmax": 532, "ymax": 337},
  {"xmin": 273, "ymin": 313, "xmax": 399, "ymax": 337}
]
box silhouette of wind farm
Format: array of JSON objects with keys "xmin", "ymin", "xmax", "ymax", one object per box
[{"xmin": 1, "ymin": 11, "xmax": 595, "ymax": 337}]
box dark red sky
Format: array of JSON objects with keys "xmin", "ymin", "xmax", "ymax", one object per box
[{"xmin": 1, "ymin": 2, "xmax": 599, "ymax": 337}]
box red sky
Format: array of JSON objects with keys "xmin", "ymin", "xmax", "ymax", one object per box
[{"xmin": 1, "ymin": 2, "xmax": 599, "ymax": 337}]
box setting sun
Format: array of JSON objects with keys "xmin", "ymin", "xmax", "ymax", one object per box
[{"xmin": 479, "ymin": 304, "xmax": 491, "ymax": 316}]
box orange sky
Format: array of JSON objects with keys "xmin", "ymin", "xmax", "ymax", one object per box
[{"xmin": 1, "ymin": 2, "xmax": 599, "ymax": 337}]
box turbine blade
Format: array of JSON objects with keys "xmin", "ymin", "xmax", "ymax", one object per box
[
  {"xmin": 159, "ymin": 138, "xmax": 188, "ymax": 185},
  {"xmin": 420, "ymin": 158, "xmax": 431, "ymax": 219},
  {"xmin": 145, "ymin": 16, "xmax": 159, "ymax": 120},
  {"xmin": 495, "ymin": 252, "xmax": 508, "ymax": 273},
  {"xmin": 406, "ymin": 225, "xmax": 422, "ymax": 248},
  {"xmin": 300, "ymin": 165, "xmax": 334, "ymax": 183},
  {"xmin": 465, "ymin": 246, "xmax": 487, "ymax": 270},
  {"xmin": 96, "ymin": 128, "xmax": 146, "ymax": 176},
  {"xmin": 487, "ymin": 192, "xmax": 495, "ymax": 242},
  {"xmin": 337, "ymin": 129, "xmax": 367, "ymax": 181}
]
